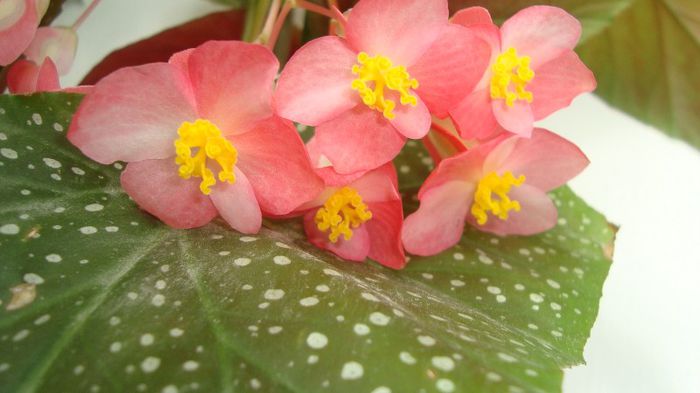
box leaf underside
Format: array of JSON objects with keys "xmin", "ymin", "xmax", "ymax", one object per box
[{"xmin": 0, "ymin": 94, "xmax": 614, "ymax": 393}]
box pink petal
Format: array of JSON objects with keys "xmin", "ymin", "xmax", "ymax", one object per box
[
  {"xmin": 500, "ymin": 6, "xmax": 581, "ymax": 67},
  {"xmin": 365, "ymin": 200, "xmax": 405, "ymax": 269},
  {"xmin": 0, "ymin": 0, "xmax": 38, "ymax": 66},
  {"xmin": 450, "ymin": 87, "xmax": 501, "ymax": 140},
  {"xmin": 349, "ymin": 163, "xmax": 400, "ymax": 203},
  {"xmin": 274, "ymin": 36, "xmax": 359, "ymax": 126},
  {"xmin": 419, "ymin": 143, "xmax": 495, "ymax": 198},
  {"xmin": 303, "ymin": 211, "xmax": 371, "ymax": 262},
  {"xmin": 23, "ymin": 27, "xmax": 77, "ymax": 75},
  {"xmin": 6, "ymin": 58, "xmax": 59, "ymax": 94},
  {"xmin": 209, "ymin": 167, "xmax": 262, "ymax": 234},
  {"xmin": 315, "ymin": 106, "xmax": 406, "ymax": 174},
  {"xmin": 186, "ymin": 41, "xmax": 278, "ymax": 134},
  {"xmin": 345, "ymin": 0, "xmax": 448, "ymax": 66},
  {"xmin": 529, "ymin": 51, "xmax": 596, "ymax": 120},
  {"xmin": 450, "ymin": 6, "xmax": 492, "ymax": 26},
  {"xmin": 409, "ymin": 24, "xmax": 491, "ymax": 117},
  {"xmin": 230, "ymin": 116, "xmax": 323, "ymax": 215},
  {"xmin": 390, "ymin": 96, "xmax": 431, "ymax": 139},
  {"xmin": 465, "ymin": 183, "xmax": 557, "ymax": 236},
  {"xmin": 68, "ymin": 63, "xmax": 196, "ymax": 164},
  {"xmin": 120, "ymin": 158, "xmax": 217, "ymax": 229},
  {"xmin": 484, "ymin": 128, "xmax": 589, "ymax": 192},
  {"xmin": 403, "ymin": 181, "xmax": 474, "ymax": 256},
  {"xmin": 492, "ymin": 100, "xmax": 534, "ymax": 137}
]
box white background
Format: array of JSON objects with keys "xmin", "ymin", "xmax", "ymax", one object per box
[{"xmin": 54, "ymin": 1, "xmax": 700, "ymax": 392}]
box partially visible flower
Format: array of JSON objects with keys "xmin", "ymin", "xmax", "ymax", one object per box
[
  {"xmin": 293, "ymin": 159, "xmax": 406, "ymax": 269},
  {"xmin": 0, "ymin": 0, "xmax": 48, "ymax": 66},
  {"xmin": 69, "ymin": 41, "xmax": 323, "ymax": 233},
  {"xmin": 275, "ymin": 0, "xmax": 490, "ymax": 174},
  {"xmin": 6, "ymin": 57, "xmax": 59, "ymax": 94},
  {"xmin": 449, "ymin": 6, "xmax": 596, "ymax": 140},
  {"xmin": 23, "ymin": 26, "xmax": 77, "ymax": 75},
  {"xmin": 402, "ymin": 129, "xmax": 588, "ymax": 256}
]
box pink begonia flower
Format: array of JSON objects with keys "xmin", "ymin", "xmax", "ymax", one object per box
[
  {"xmin": 6, "ymin": 57, "xmax": 59, "ymax": 93},
  {"xmin": 402, "ymin": 128, "xmax": 588, "ymax": 256},
  {"xmin": 69, "ymin": 41, "xmax": 323, "ymax": 233},
  {"xmin": 23, "ymin": 26, "xmax": 78, "ymax": 75},
  {"xmin": 449, "ymin": 6, "xmax": 596, "ymax": 140},
  {"xmin": 293, "ymin": 155, "xmax": 405, "ymax": 269},
  {"xmin": 0, "ymin": 0, "xmax": 48, "ymax": 65},
  {"xmin": 274, "ymin": 0, "xmax": 490, "ymax": 174}
]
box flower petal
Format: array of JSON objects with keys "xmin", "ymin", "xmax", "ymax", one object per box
[
  {"xmin": 465, "ymin": 183, "xmax": 557, "ymax": 236},
  {"xmin": 529, "ymin": 51, "xmax": 596, "ymax": 120},
  {"xmin": 315, "ymin": 106, "xmax": 405, "ymax": 174},
  {"xmin": 450, "ymin": 87, "xmax": 501, "ymax": 140},
  {"xmin": 500, "ymin": 6, "xmax": 581, "ymax": 67},
  {"xmin": 209, "ymin": 167, "xmax": 262, "ymax": 234},
  {"xmin": 67, "ymin": 63, "xmax": 196, "ymax": 164},
  {"xmin": 274, "ymin": 36, "xmax": 359, "ymax": 126},
  {"xmin": 390, "ymin": 96, "xmax": 431, "ymax": 139},
  {"xmin": 365, "ymin": 200, "xmax": 405, "ymax": 269},
  {"xmin": 419, "ymin": 142, "xmax": 496, "ymax": 198},
  {"xmin": 0, "ymin": 0, "xmax": 38, "ymax": 66},
  {"xmin": 187, "ymin": 41, "xmax": 278, "ymax": 134},
  {"xmin": 484, "ymin": 128, "xmax": 589, "ymax": 192},
  {"xmin": 23, "ymin": 26, "xmax": 77, "ymax": 75},
  {"xmin": 492, "ymin": 100, "xmax": 534, "ymax": 137},
  {"xmin": 450, "ymin": 6, "xmax": 492, "ymax": 26},
  {"xmin": 120, "ymin": 158, "xmax": 217, "ymax": 229},
  {"xmin": 6, "ymin": 58, "xmax": 60, "ymax": 94},
  {"xmin": 403, "ymin": 181, "xmax": 474, "ymax": 256},
  {"xmin": 230, "ymin": 116, "xmax": 323, "ymax": 215},
  {"xmin": 350, "ymin": 163, "xmax": 400, "ymax": 202},
  {"xmin": 345, "ymin": 0, "xmax": 448, "ymax": 66},
  {"xmin": 303, "ymin": 211, "xmax": 371, "ymax": 262},
  {"xmin": 409, "ymin": 24, "xmax": 491, "ymax": 117}
]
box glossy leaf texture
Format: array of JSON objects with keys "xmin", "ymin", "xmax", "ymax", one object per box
[{"xmin": 0, "ymin": 93, "xmax": 614, "ymax": 393}]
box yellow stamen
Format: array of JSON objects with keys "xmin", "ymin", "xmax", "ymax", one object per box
[
  {"xmin": 351, "ymin": 52, "xmax": 419, "ymax": 120},
  {"xmin": 490, "ymin": 47, "xmax": 535, "ymax": 107},
  {"xmin": 315, "ymin": 187, "xmax": 372, "ymax": 243},
  {"xmin": 471, "ymin": 171, "xmax": 526, "ymax": 225},
  {"xmin": 173, "ymin": 119, "xmax": 238, "ymax": 195}
]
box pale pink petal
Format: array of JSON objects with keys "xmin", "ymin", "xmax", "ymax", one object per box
[
  {"xmin": 209, "ymin": 167, "xmax": 262, "ymax": 234},
  {"xmin": 187, "ymin": 41, "xmax": 278, "ymax": 134},
  {"xmin": 492, "ymin": 100, "xmax": 534, "ymax": 137},
  {"xmin": 450, "ymin": 6, "xmax": 492, "ymax": 26},
  {"xmin": 409, "ymin": 24, "xmax": 491, "ymax": 117},
  {"xmin": 450, "ymin": 87, "xmax": 501, "ymax": 140},
  {"xmin": 465, "ymin": 183, "xmax": 557, "ymax": 236},
  {"xmin": 419, "ymin": 142, "xmax": 497, "ymax": 198},
  {"xmin": 274, "ymin": 36, "xmax": 359, "ymax": 126},
  {"xmin": 315, "ymin": 106, "xmax": 405, "ymax": 174},
  {"xmin": 68, "ymin": 63, "xmax": 196, "ymax": 164},
  {"xmin": 0, "ymin": 0, "xmax": 38, "ymax": 66},
  {"xmin": 230, "ymin": 116, "xmax": 323, "ymax": 215},
  {"xmin": 366, "ymin": 200, "xmax": 405, "ymax": 269},
  {"xmin": 120, "ymin": 158, "xmax": 217, "ymax": 229},
  {"xmin": 485, "ymin": 128, "xmax": 589, "ymax": 192},
  {"xmin": 6, "ymin": 58, "xmax": 59, "ymax": 94},
  {"xmin": 403, "ymin": 181, "xmax": 474, "ymax": 256},
  {"xmin": 313, "ymin": 165, "xmax": 367, "ymax": 188},
  {"xmin": 345, "ymin": 0, "xmax": 448, "ymax": 66},
  {"xmin": 23, "ymin": 27, "xmax": 77, "ymax": 75},
  {"xmin": 349, "ymin": 163, "xmax": 399, "ymax": 201},
  {"xmin": 390, "ymin": 96, "xmax": 431, "ymax": 139},
  {"xmin": 500, "ymin": 6, "xmax": 581, "ymax": 67},
  {"xmin": 303, "ymin": 211, "xmax": 371, "ymax": 262},
  {"xmin": 529, "ymin": 51, "xmax": 596, "ymax": 120}
]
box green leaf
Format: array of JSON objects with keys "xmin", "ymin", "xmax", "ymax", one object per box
[{"xmin": 0, "ymin": 93, "xmax": 614, "ymax": 393}]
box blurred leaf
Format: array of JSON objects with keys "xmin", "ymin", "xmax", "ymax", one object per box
[{"xmin": 0, "ymin": 93, "xmax": 614, "ymax": 392}]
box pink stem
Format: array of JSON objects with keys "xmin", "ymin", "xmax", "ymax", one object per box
[
  {"xmin": 267, "ymin": 0, "xmax": 293, "ymax": 50},
  {"xmin": 72, "ymin": 0, "xmax": 101, "ymax": 31},
  {"xmin": 296, "ymin": 0, "xmax": 337, "ymax": 20}
]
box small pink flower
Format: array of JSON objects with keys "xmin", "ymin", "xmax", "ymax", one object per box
[
  {"xmin": 293, "ymin": 161, "xmax": 406, "ymax": 269},
  {"xmin": 23, "ymin": 26, "xmax": 78, "ymax": 75},
  {"xmin": 275, "ymin": 0, "xmax": 490, "ymax": 174},
  {"xmin": 6, "ymin": 57, "xmax": 59, "ymax": 94},
  {"xmin": 402, "ymin": 129, "xmax": 588, "ymax": 256},
  {"xmin": 449, "ymin": 6, "xmax": 596, "ymax": 140},
  {"xmin": 0, "ymin": 0, "xmax": 48, "ymax": 66},
  {"xmin": 69, "ymin": 41, "xmax": 323, "ymax": 233}
]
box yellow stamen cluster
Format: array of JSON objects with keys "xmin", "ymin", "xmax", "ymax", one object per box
[
  {"xmin": 490, "ymin": 47, "xmax": 535, "ymax": 107},
  {"xmin": 471, "ymin": 171, "xmax": 526, "ymax": 225},
  {"xmin": 174, "ymin": 119, "xmax": 238, "ymax": 195},
  {"xmin": 351, "ymin": 52, "xmax": 419, "ymax": 120},
  {"xmin": 315, "ymin": 187, "xmax": 372, "ymax": 243}
]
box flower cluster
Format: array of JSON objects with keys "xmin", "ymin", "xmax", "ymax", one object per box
[{"xmin": 67, "ymin": 0, "xmax": 594, "ymax": 269}]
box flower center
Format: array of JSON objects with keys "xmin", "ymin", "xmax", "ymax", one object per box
[
  {"xmin": 315, "ymin": 187, "xmax": 372, "ymax": 243},
  {"xmin": 174, "ymin": 119, "xmax": 238, "ymax": 195},
  {"xmin": 490, "ymin": 47, "xmax": 535, "ymax": 107},
  {"xmin": 351, "ymin": 52, "xmax": 419, "ymax": 120},
  {"xmin": 471, "ymin": 171, "xmax": 525, "ymax": 225}
]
